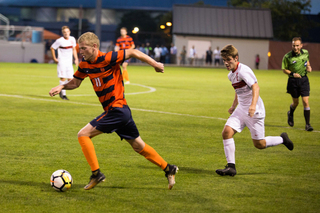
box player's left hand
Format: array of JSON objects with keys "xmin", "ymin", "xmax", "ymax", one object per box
[
  {"xmin": 154, "ymin": 62, "xmax": 164, "ymax": 73},
  {"xmin": 248, "ymin": 105, "xmax": 256, "ymax": 117}
]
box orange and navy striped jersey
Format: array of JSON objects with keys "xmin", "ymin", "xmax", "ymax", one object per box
[
  {"xmin": 73, "ymin": 50, "xmax": 127, "ymax": 111},
  {"xmin": 116, "ymin": 35, "xmax": 134, "ymax": 50}
]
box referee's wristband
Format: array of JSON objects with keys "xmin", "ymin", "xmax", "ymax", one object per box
[{"xmin": 289, "ymin": 72, "xmax": 294, "ymax": 77}]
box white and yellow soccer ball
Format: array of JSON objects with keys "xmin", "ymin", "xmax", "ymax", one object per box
[{"xmin": 50, "ymin": 170, "xmax": 73, "ymax": 192}]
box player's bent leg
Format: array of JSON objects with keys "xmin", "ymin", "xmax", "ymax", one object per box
[
  {"xmin": 78, "ymin": 124, "xmax": 105, "ymax": 190},
  {"xmin": 126, "ymin": 136, "xmax": 178, "ymax": 190}
]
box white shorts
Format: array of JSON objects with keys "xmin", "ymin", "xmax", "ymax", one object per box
[
  {"xmin": 225, "ymin": 107, "xmax": 265, "ymax": 140},
  {"xmin": 57, "ymin": 62, "xmax": 74, "ymax": 79}
]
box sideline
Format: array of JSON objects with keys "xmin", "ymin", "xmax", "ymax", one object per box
[{"xmin": 0, "ymin": 93, "xmax": 319, "ymax": 133}]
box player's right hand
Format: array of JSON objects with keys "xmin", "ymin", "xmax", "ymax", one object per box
[{"xmin": 228, "ymin": 107, "xmax": 235, "ymax": 114}]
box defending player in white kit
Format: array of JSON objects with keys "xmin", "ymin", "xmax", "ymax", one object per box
[
  {"xmin": 216, "ymin": 45, "xmax": 294, "ymax": 177},
  {"xmin": 50, "ymin": 26, "xmax": 78, "ymax": 100}
]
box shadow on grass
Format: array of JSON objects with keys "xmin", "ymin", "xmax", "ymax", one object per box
[{"xmin": 0, "ymin": 179, "xmax": 162, "ymax": 192}]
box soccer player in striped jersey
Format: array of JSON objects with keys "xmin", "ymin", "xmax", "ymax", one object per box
[
  {"xmin": 215, "ymin": 45, "xmax": 294, "ymax": 177},
  {"xmin": 50, "ymin": 26, "xmax": 78, "ymax": 100},
  {"xmin": 49, "ymin": 32, "xmax": 178, "ymax": 190},
  {"xmin": 115, "ymin": 27, "xmax": 135, "ymax": 84}
]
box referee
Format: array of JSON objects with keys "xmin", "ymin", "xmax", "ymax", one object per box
[{"xmin": 282, "ymin": 37, "xmax": 313, "ymax": 131}]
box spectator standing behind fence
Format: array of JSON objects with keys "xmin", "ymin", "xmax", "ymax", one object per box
[
  {"xmin": 170, "ymin": 43, "xmax": 177, "ymax": 64},
  {"xmin": 160, "ymin": 45, "xmax": 168, "ymax": 63},
  {"xmin": 214, "ymin": 46, "xmax": 221, "ymax": 66},
  {"xmin": 154, "ymin": 45, "xmax": 161, "ymax": 62},
  {"xmin": 255, "ymin": 54, "xmax": 260, "ymax": 69},
  {"xmin": 206, "ymin": 46, "xmax": 213, "ymax": 65},
  {"xmin": 189, "ymin": 45, "xmax": 196, "ymax": 65},
  {"xmin": 145, "ymin": 42, "xmax": 153, "ymax": 57},
  {"xmin": 180, "ymin": 46, "xmax": 187, "ymax": 65},
  {"xmin": 106, "ymin": 41, "xmax": 115, "ymax": 53}
]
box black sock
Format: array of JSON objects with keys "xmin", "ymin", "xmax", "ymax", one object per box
[
  {"xmin": 92, "ymin": 169, "xmax": 100, "ymax": 176},
  {"xmin": 304, "ymin": 109, "xmax": 310, "ymax": 125},
  {"xmin": 228, "ymin": 163, "xmax": 236, "ymax": 169},
  {"xmin": 289, "ymin": 104, "xmax": 296, "ymax": 116}
]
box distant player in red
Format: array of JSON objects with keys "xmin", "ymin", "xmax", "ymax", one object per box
[
  {"xmin": 115, "ymin": 27, "xmax": 135, "ymax": 84},
  {"xmin": 49, "ymin": 32, "xmax": 178, "ymax": 190}
]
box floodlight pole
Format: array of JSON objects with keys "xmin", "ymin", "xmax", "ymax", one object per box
[
  {"xmin": 95, "ymin": 0, "xmax": 102, "ymax": 47},
  {"xmin": 78, "ymin": 5, "xmax": 83, "ymax": 38}
]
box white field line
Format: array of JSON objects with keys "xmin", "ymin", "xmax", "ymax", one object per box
[
  {"xmin": 1, "ymin": 93, "xmax": 319, "ymax": 133},
  {"xmin": 67, "ymin": 83, "xmax": 157, "ymax": 96}
]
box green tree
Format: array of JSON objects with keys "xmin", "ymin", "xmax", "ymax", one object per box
[{"xmin": 228, "ymin": 0, "xmax": 315, "ymax": 41}]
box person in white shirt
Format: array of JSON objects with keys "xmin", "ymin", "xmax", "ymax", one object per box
[
  {"xmin": 51, "ymin": 26, "xmax": 78, "ymax": 100},
  {"xmin": 215, "ymin": 44, "xmax": 294, "ymax": 177},
  {"xmin": 189, "ymin": 46, "xmax": 196, "ymax": 65},
  {"xmin": 153, "ymin": 45, "xmax": 162, "ymax": 62},
  {"xmin": 213, "ymin": 46, "xmax": 221, "ymax": 66},
  {"xmin": 170, "ymin": 43, "xmax": 177, "ymax": 64}
]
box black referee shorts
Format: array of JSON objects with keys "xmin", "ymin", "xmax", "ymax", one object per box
[{"xmin": 286, "ymin": 76, "xmax": 310, "ymax": 98}]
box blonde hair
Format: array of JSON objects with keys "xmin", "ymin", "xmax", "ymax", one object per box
[
  {"xmin": 61, "ymin": 26, "xmax": 70, "ymax": 31},
  {"xmin": 78, "ymin": 32, "xmax": 100, "ymax": 49},
  {"xmin": 220, "ymin": 44, "xmax": 239, "ymax": 59}
]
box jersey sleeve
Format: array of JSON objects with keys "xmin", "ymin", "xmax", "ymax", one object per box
[
  {"xmin": 105, "ymin": 50, "xmax": 125, "ymax": 65},
  {"xmin": 51, "ymin": 39, "xmax": 60, "ymax": 50},
  {"xmin": 281, "ymin": 55, "xmax": 289, "ymax": 70},
  {"xmin": 73, "ymin": 63, "xmax": 88, "ymax": 80},
  {"xmin": 72, "ymin": 37, "xmax": 76, "ymax": 48},
  {"xmin": 239, "ymin": 67, "xmax": 257, "ymax": 88}
]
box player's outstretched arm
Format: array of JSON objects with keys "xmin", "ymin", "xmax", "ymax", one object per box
[
  {"xmin": 49, "ymin": 78, "xmax": 82, "ymax": 97},
  {"xmin": 125, "ymin": 49, "xmax": 164, "ymax": 73}
]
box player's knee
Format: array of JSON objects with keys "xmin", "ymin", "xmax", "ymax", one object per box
[{"xmin": 77, "ymin": 129, "xmax": 88, "ymax": 138}]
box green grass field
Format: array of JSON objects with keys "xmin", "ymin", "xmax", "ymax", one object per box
[{"xmin": 0, "ymin": 62, "xmax": 319, "ymax": 213}]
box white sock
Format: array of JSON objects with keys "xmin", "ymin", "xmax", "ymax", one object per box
[
  {"xmin": 59, "ymin": 80, "xmax": 67, "ymax": 96},
  {"xmin": 265, "ymin": 136, "xmax": 283, "ymax": 148},
  {"xmin": 223, "ymin": 138, "xmax": 235, "ymax": 164}
]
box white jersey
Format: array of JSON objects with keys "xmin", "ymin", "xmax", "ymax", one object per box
[
  {"xmin": 51, "ymin": 36, "xmax": 76, "ymax": 63},
  {"xmin": 228, "ymin": 62, "xmax": 265, "ymax": 118}
]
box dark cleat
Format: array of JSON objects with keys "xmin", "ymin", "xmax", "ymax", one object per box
[
  {"xmin": 281, "ymin": 132, "xmax": 294, "ymax": 151},
  {"xmin": 216, "ymin": 164, "xmax": 237, "ymax": 177},
  {"xmin": 164, "ymin": 164, "xmax": 179, "ymax": 190},
  {"xmin": 62, "ymin": 96, "xmax": 69, "ymax": 100},
  {"xmin": 305, "ymin": 124, "xmax": 314, "ymax": 131},
  {"xmin": 287, "ymin": 111, "xmax": 294, "ymax": 127},
  {"xmin": 84, "ymin": 172, "xmax": 106, "ymax": 190}
]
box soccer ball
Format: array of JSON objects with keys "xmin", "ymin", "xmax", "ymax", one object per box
[{"xmin": 50, "ymin": 169, "xmax": 73, "ymax": 192}]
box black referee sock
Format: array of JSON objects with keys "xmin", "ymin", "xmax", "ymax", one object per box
[
  {"xmin": 289, "ymin": 104, "xmax": 296, "ymax": 116},
  {"xmin": 304, "ymin": 108, "xmax": 310, "ymax": 125}
]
